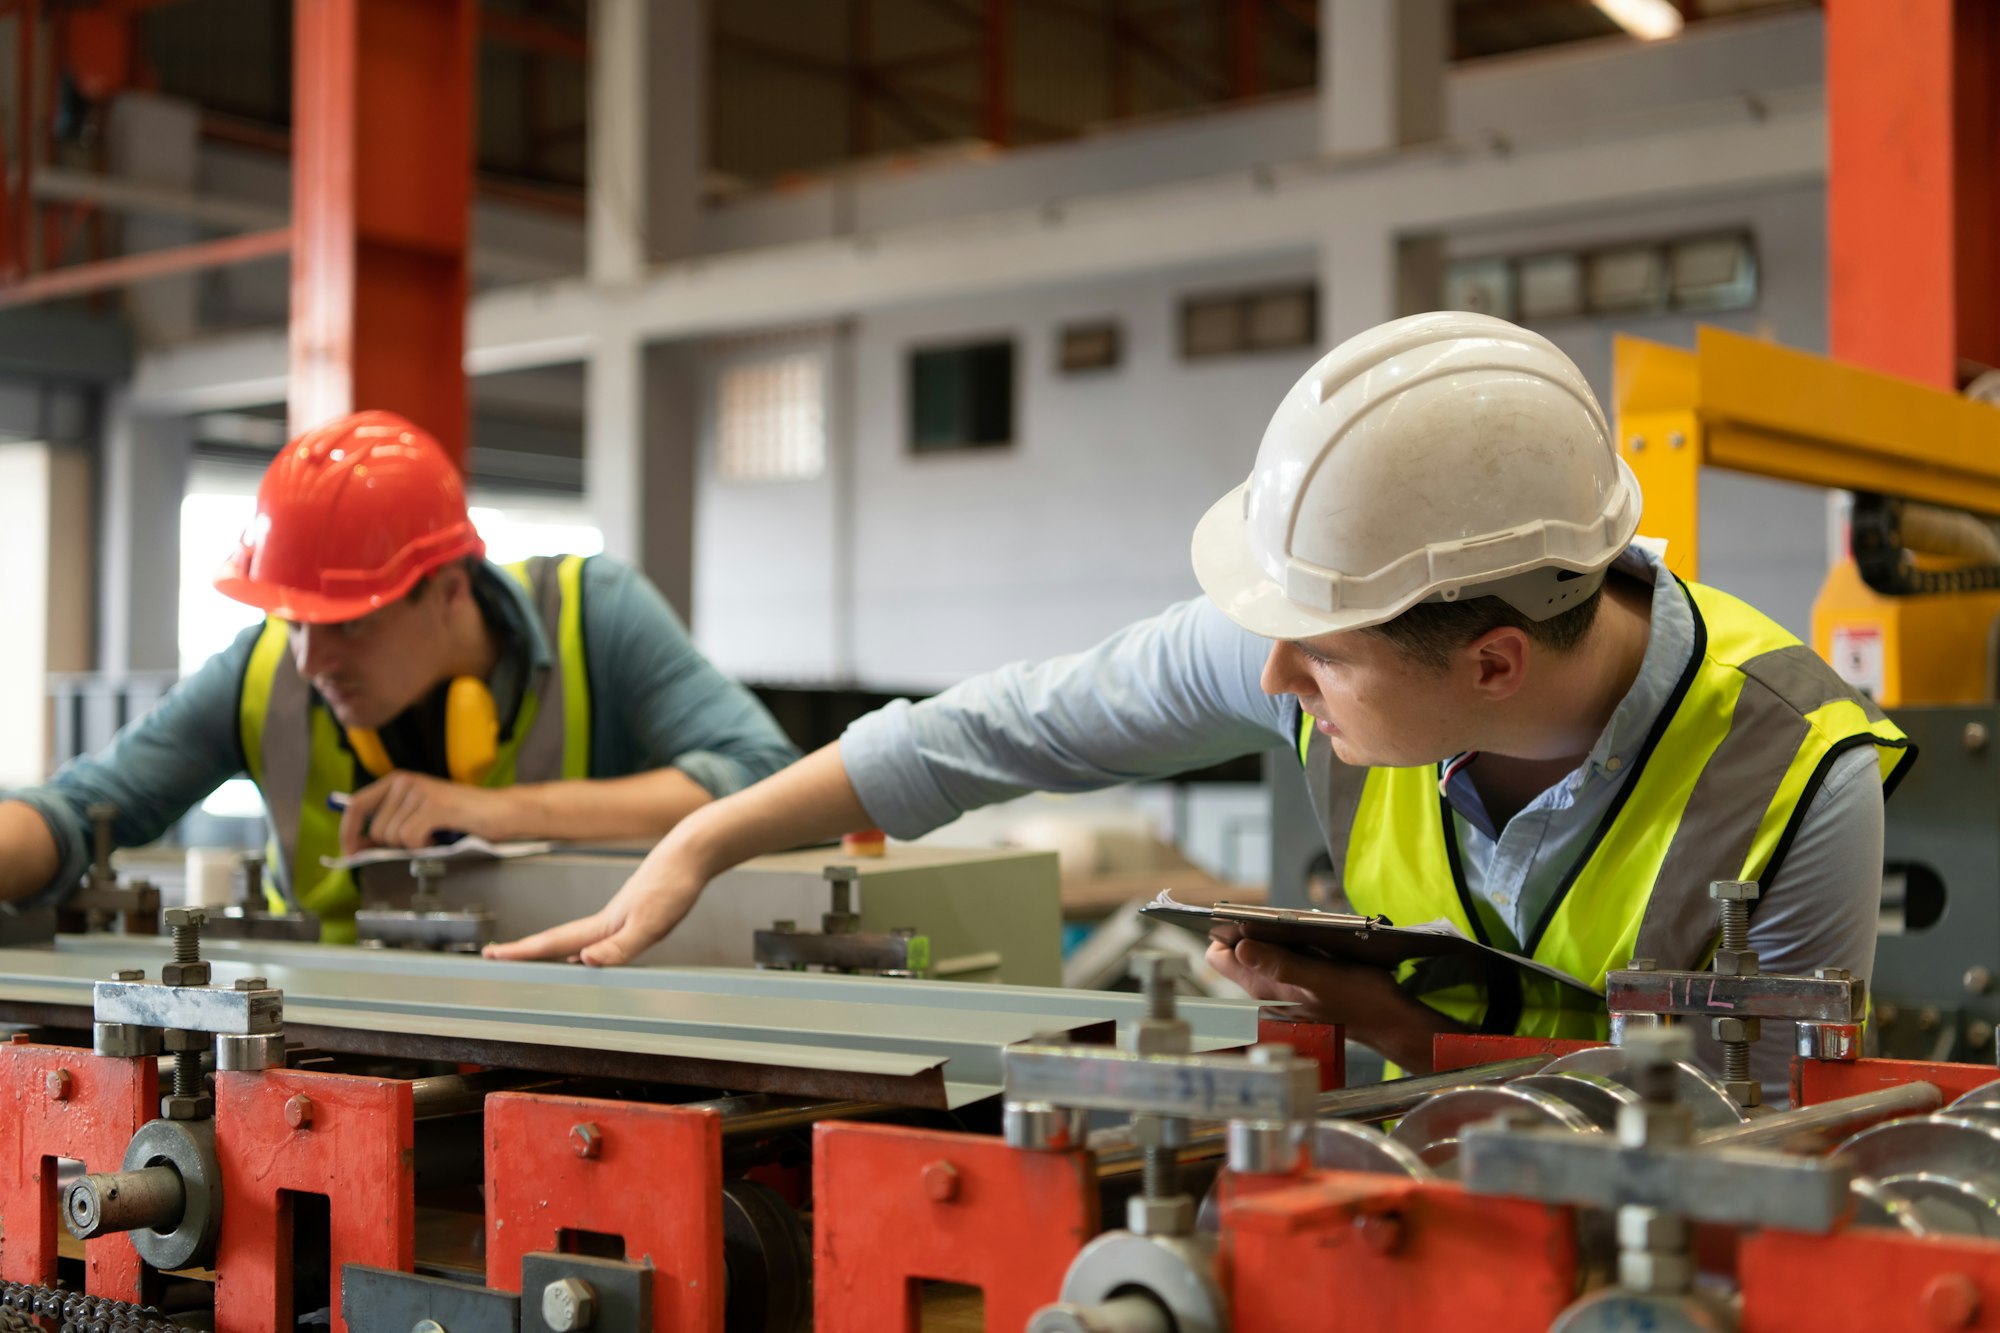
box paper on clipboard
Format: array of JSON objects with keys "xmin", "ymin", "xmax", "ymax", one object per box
[
  {"xmin": 1142, "ymin": 889, "xmax": 1600, "ymax": 996},
  {"xmin": 321, "ymin": 837, "xmax": 556, "ymax": 870}
]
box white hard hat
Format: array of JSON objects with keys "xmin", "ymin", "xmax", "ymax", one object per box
[{"xmin": 1192, "ymin": 311, "xmax": 1643, "ymax": 641}]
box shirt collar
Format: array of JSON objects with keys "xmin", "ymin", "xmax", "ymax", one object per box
[{"xmin": 469, "ymin": 559, "xmax": 553, "ymax": 729}]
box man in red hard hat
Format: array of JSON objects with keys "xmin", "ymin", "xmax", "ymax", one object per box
[{"xmin": 0, "ymin": 410, "xmax": 798, "ymax": 941}]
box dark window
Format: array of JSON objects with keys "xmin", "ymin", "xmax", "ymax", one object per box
[
  {"xmin": 1057, "ymin": 321, "xmax": 1121, "ymax": 374},
  {"xmin": 911, "ymin": 340, "xmax": 1015, "ymax": 452},
  {"xmin": 1180, "ymin": 285, "xmax": 1317, "ymax": 360}
]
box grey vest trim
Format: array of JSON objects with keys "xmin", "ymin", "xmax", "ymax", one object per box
[
  {"xmin": 1739, "ymin": 643, "xmax": 1888, "ymax": 724},
  {"xmin": 260, "ymin": 650, "xmax": 312, "ymax": 902},
  {"xmin": 257, "ymin": 556, "xmax": 574, "ymax": 895}
]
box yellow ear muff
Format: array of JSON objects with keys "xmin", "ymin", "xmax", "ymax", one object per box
[
  {"xmin": 347, "ymin": 726, "xmax": 393, "ymax": 778},
  {"xmin": 445, "ymin": 676, "xmax": 499, "ymax": 785}
]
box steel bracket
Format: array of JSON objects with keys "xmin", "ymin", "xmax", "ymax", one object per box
[
  {"xmin": 342, "ymin": 1264, "xmax": 520, "ymax": 1332},
  {"xmin": 521, "ymin": 1253, "xmax": 653, "ymax": 1333}
]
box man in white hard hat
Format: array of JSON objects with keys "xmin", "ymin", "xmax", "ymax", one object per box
[{"xmin": 491, "ymin": 312, "xmax": 1909, "ymax": 1095}]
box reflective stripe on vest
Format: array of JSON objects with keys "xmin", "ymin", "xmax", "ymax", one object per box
[
  {"xmin": 1297, "ymin": 576, "xmax": 1912, "ymax": 1041},
  {"xmin": 238, "ymin": 554, "xmax": 593, "ymax": 941}
]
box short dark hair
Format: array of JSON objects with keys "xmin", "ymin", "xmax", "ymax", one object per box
[{"xmin": 1364, "ymin": 586, "xmax": 1604, "ymax": 672}]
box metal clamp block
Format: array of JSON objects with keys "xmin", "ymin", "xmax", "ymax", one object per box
[
  {"xmin": 1604, "ymin": 968, "xmax": 1865, "ymax": 1023},
  {"xmin": 1003, "ymin": 1045, "xmax": 1319, "ymax": 1122},
  {"xmin": 92, "ymin": 979, "xmax": 283, "ymax": 1036}
]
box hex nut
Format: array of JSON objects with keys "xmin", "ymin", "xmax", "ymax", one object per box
[
  {"xmin": 162, "ymin": 1028, "xmax": 207, "ymax": 1053},
  {"xmin": 45, "ymin": 1069, "xmax": 72, "ymax": 1101},
  {"xmin": 162, "ymin": 907, "xmax": 208, "ymax": 928},
  {"xmin": 284, "ymin": 1094, "xmax": 314, "ymax": 1129},
  {"xmin": 1118, "ymin": 1017, "xmax": 1192, "ymax": 1057},
  {"xmin": 162, "ymin": 1094, "xmax": 214, "ymax": 1121},
  {"xmin": 570, "ymin": 1122, "xmax": 602, "ymax": 1159},
  {"xmin": 1625, "ymin": 957, "xmax": 1658, "ymax": 972},
  {"xmin": 111, "ymin": 969, "xmax": 145, "ymax": 982},
  {"xmin": 1617, "ymin": 1101, "xmax": 1695, "ymax": 1150},
  {"xmin": 1711, "ymin": 949, "xmax": 1759, "ymax": 977},
  {"xmin": 1708, "ymin": 881, "xmax": 1760, "ymax": 903},
  {"xmin": 1724, "ymin": 1079, "xmax": 1762, "ymax": 1109},
  {"xmin": 1619, "ymin": 1248, "xmax": 1693, "ymax": 1296},
  {"xmin": 1923, "ymin": 1271, "xmax": 1980, "ymax": 1330},
  {"xmin": 1128, "ymin": 1113, "xmax": 1192, "ymax": 1149},
  {"xmin": 1816, "ymin": 967, "xmax": 1853, "ymax": 981},
  {"xmin": 234, "ymin": 976, "xmax": 270, "ymax": 992},
  {"xmin": 1616, "ymin": 1206, "xmax": 1687, "ymax": 1252},
  {"xmin": 1711, "ymin": 1016, "xmax": 1762, "ymax": 1043},
  {"xmin": 1127, "ymin": 951, "xmax": 1189, "ymax": 987},
  {"xmin": 1126, "ymin": 1192, "xmax": 1194, "ymax": 1237},
  {"xmin": 542, "ymin": 1277, "xmax": 597, "ymax": 1332},
  {"xmin": 160, "ymin": 961, "xmax": 212, "ymax": 987}
]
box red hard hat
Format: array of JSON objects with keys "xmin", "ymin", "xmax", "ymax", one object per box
[{"xmin": 214, "ymin": 410, "xmax": 485, "ymax": 624}]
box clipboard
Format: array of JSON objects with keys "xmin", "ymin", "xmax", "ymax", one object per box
[{"xmin": 1141, "ymin": 892, "xmax": 1602, "ymax": 995}]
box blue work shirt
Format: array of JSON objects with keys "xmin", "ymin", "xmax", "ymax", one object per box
[
  {"xmin": 841, "ymin": 545, "xmax": 1883, "ymax": 1097},
  {"xmin": 5, "ymin": 556, "xmax": 799, "ymax": 908}
]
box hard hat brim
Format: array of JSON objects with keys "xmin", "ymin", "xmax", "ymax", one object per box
[
  {"xmin": 212, "ymin": 563, "xmax": 430, "ymax": 625},
  {"xmin": 1191, "ymin": 482, "xmax": 1396, "ymax": 641}
]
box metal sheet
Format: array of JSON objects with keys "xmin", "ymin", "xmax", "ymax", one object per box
[{"xmin": 0, "ymin": 942, "xmax": 1262, "ymax": 1110}]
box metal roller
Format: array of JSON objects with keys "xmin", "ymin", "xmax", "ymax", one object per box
[
  {"xmin": 1313, "ymin": 1120, "xmax": 1434, "ymax": 1179},
  {"xmin": 1832, "ymin": 1114, "xmax": 2000, "ymax": 1238},
  {"xmin": 1387, "ymin": 1084, "xmax": 1598, "ymax": 1173},
  {"xmin": 1538, "ymin": 1047, "xmax": 1748, "ymax": 1130},
  {"xmin": 1513, "ymin": 1072, "xmax": 1640, "ymax": 1131}
]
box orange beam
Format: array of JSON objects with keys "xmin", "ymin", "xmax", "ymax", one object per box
[
  {"xmin": 291, "ymin": 0, "xmax": 474, "ymax": 465},
  {"xmin": 1827, "ymin": 0, "xmax": 2000, "ymax": 388},
  {"xmin": 0, "ymin": 225, "xmax": 290, "ymax": 309}
]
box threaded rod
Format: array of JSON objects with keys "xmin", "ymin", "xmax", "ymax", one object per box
[
  {"xmin": 1142, "ymin": 1145, "xmax": 1178, "ymax": 1200},
  {"xmin": 1719, "ymin": 901, "xmax": 1748, "ymax": 953},
  {"xmin": 171, "ymin": 925, "xmax": 199, "ymax": 965},
  {"xmin": 1722, "ymin": 1040, "xmax": 1751, "ymax": 1085},
  {"xmin": 172, "ymin": 1051, "xmax": 202, "ymax": 1100}
]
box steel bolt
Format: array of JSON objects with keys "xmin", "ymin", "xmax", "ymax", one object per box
[
  {"xmin": 284, "ymin": 1094, "xmax": 314, "ymax": 1129},
  {"xmin": 1816, "ymin": 967, "xmax": 1852, "ymax": 981},
  {"xmin": 1630, "ymin": 435, "xmax": 1646, "ymax": 452},
  {"xmin": 921, "ymin": 1159, "xmax": 960, "ymax": 1203},
  {"xmin": 1355, "ymin": 1210, "xmax": 1404, "ymax": 1255},
  {"xmin": 1969, "ymin": 1021, "xmax": 1995, "ymax": 1054},
  {"xmin": 234, "ymin": 977, "xmax": 269, "ymax": 992},
  {"xmin": 45, "ymin": 1069, "xmax": 72, "ymax": 1101},
  {"xmin": 111, "ymin": 969, "xmax": 144, "ymax": 982},
  {"xmin": 570, "ymin": 1122, "xmax": 602, "ymax": 1159},
  {"xmin": 1626, "ymin": 957, "xmax": 1657, "ymax": 972},
  {"xmin": 1668, "ymin": 431, "xmax": 1687, "ymax": 449},
  {"xmin": 1968, "ymin": 967, "xmax": 1995, "ymax": 997},
  {"xmin": 542, "ymin": 1277, "xmax": 597, "ymax": 1331},
  {"xmin": 1967, "ymin": 723, "xmax": 1991, "ymax": 755},
  {"xmin": 1128, "ymin": 950, "xmax": 1188, "ymax": 1021},
  {"xmin": 1920, "ymin": 1007, "xmax": 1944, "ymax": 1033},
  {"xmin": 1923, "ymin": 1271, "xmax": 1980, "ymax": 1329}
]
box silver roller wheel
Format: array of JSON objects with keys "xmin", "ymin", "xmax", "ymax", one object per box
[
  {"xmin": 1832, "ymin": 1115, "xmax": 2000, "ymax": 1238},
  {"xmin": 1946, "ymin": 1080, "xmax": 2000, "ymax": 1125},
  {"xmin": 1514, "ymin": 1072, "xmax": 1639, "ymax": 1131},
  {"xmin": 1849, "ymin": 1176, "xmax": 1934, "ymax": 1237},
  {"xmin": 1054, "ymin": 1233, "xmax": 1225, "ymax": 1333},
  {"xmin": 1313, "ymin": 1120, "xmax": 1433, "ymax": 1178},
  {"xmin": 1388, "ymin": 1084, "xmax": 1598, "ymax": 1175},
  {"xmin": 1540, "ymin": 1047, "xmax": 1748, "ymax": 1130},
  {"xmin": 1550, "ymin": 1288, "xmax": 1734, "ymax": 1333}
]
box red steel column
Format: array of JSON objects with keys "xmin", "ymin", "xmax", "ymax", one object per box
[
  {"xmin": 290, "ymin": 0, "xmax": 474, "ymax": 464},
  {"xmin": 1828, "ymin": 0, "xmax": 2000, "ymax": 388}
]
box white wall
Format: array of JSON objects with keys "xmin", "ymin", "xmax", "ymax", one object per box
[{"xmin": 0, "ymin": 443, "xmax": 92, "ymax": 786}]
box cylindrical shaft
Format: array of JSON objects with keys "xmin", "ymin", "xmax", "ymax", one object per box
[
  {"xmin": 65, "ymin": 1166, "xmax": 185, "ymax": 1240},
  {"xmin": 1719, "ymin": 901, "xmax": 1748, "ymax": 954},
  {"xmin": 1142, "ymin": 1144, "xmax": 1179, "ymax": 1200},
  {"xmin": 1697, "ymin": 1082, "xmax": 1943, "ymax": 1151}
]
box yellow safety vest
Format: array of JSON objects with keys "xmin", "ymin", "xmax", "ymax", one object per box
[
  {"xmin": 1298, "ymin": 576, "xmax": 1912, "ymax": 1040},
  {"xmin": 237, "ymin": 555, "xmax": 593, "ymax": 941}
]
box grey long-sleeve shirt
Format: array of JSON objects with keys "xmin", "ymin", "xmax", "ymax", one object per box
[
  {"xmin": 6, "ymin": 556, "xmax": 800, "ymax": 908},
  {"xmin": 842, "ymin": 547, "xmax": 1885, "ymax": 1098}
]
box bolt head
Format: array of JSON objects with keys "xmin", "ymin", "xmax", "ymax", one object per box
[
  {"xmin": 45, "ymin": 1069, "xmax": 71, "ymax": 1101},
  {"xmin": 1616, "ymin": 1205, "xmax": 1687, "ymax": 1252},
  {"xmin": 1815, "ymin": 967, "xmax": 1852, "ymax": 981},
  {"xmin": 542, "ymin": 1277, "xmax": 597, "ymax": 1332},
  {"xmin": 1625, "ymin": 957, "xmax": 1658, "ymax": 972},
  {"xmin": 570, "ymin": 1122, "xmax": 602, "ymax": 1159},
  {"xmin": 162, "ymin": 1028, "xmax": 207, "ymax": 1053},
  {"xmin": 1924, "ymin": 1271, "xmax": 1981, "ymax": 1329},
  {"xmin": 1129, "ymin": 1113, "xmax": 1193, "ymax": 1149},
  {"xmin": 1711, "ymin": 949, "xmax": 1759, "ymax": 976},
  {"xmin": 234, "ymin": 977, "xmax": 269, "ymax": 992},
  {"xmin": 111, "ymin": 969, "xmax": 145, "ymax": 982},
  {"xmin": 1127, "ymin": 950, "xmax": 1188, "ymax": 987},
  {"xmin": 284, "ymin": 1093, "xmax": 314, "ymax": 1129},
  {"xmin": 1711, "ymin": 1016, "xmax": 1761, "ymax": 1043},
  {"xmin": 159, "ymin": 961, "xmax": 212, "ymax": 987},
  {"xmin": 1723, "ymin": 1079, "xmax": 1762, "ymax": 1109},
  {"xmin": 1708, "ymin": 880, "xmax": 1760, "ymax": 903},
  {"xmin": 1970, "ymin": 1021, "xmax": 1996, "ymax": 1053},
  {"xmin": 1618, "ymin": 1024, "xmax": 1694, "ymax": 1068},
  {"xmin": 1355, "ymin": 1210, "xmax": 1404, "ymax": 1255},
  {"xmin": 162, "ymin": 906, "xmax": 208, "ymax": 928},
  {"xmin": 1968, "ymin": 967, "xmax": 1995, "ymax": 996},
  {"xmin": 1966, "ymin": 723, "xmax": 1991, "ymax": 755},
  {"xmin": 921, "ymin": 1159, "xmax": 960, "ymax": 1202}
]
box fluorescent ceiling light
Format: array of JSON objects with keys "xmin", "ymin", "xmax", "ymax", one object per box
[{"xmin": 1592, "ymin": 0, "xmax": 1685, "ymax": 41}]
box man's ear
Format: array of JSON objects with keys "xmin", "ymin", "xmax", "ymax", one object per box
[{"xmin": 1466, "ymin": 626, "xmax": 1530, "ymax": 700}]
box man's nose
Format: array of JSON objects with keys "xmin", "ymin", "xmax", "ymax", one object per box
[
  {"xmin": 291, "ymin": 624, "xmax": 335, "ymax": 678},
  {"xmin": 1261, "ymin": 640, "xmax": 1308, "ymax": 698}
]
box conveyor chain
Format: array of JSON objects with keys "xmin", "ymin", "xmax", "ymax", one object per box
[
  {"xmin": 0, "ymin": 1282, "xmax": 179, "ymax": 1333},
  {"xmin": 1853, "ymin": 492, "xmax": 2000, "ymax": 595}
]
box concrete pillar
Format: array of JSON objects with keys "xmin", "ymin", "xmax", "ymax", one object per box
[
  {"xmin": 96, "ymin": 393, "xmax": 190, "ymax": 675},
  {"xmin": 105, "ymin": 92, "xmax": 201, "ymax": 343},
  {"xmin": 588, "ymin": 0, "xmax": 705, "ymax": 284},
  {"xmin": 585, "ymin": 0, "xmax": 705, "ymax": 616},
  {"xmin": 1319, "ymin": 0, "xmax": 1447, "ymax": 157},
  {"xmin": 0, "ymin": 441, "xmax": 92, "ymax": 786}
]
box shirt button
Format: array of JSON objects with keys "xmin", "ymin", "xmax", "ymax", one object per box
[{"xmin": 1606, "ymin": 755, "xmax": 1624, "ymax": 772}]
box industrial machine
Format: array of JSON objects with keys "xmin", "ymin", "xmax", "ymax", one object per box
[{"xmin": 4, "ymin": 879, "xmax": 2000, "ymax": 1332}]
